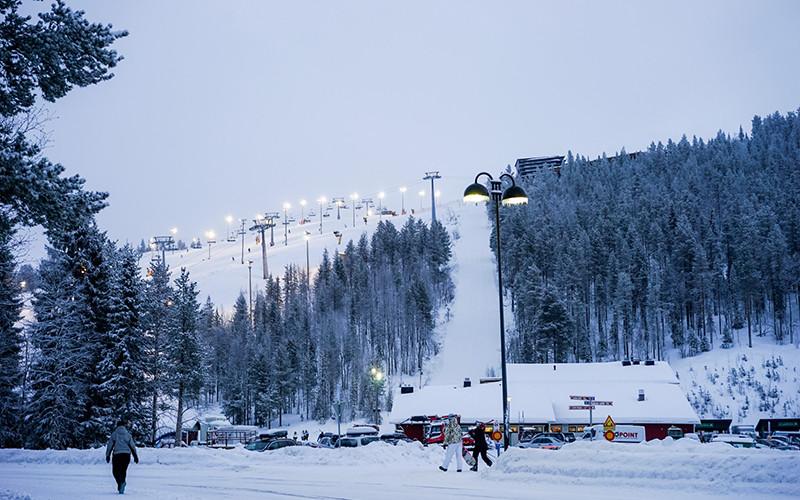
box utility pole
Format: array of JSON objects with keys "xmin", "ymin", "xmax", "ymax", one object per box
[
  {"xmin": 399, "ymin": 187, "xmax": 407, "ymax": 215},
  {"xmin": 239, "ymin": 219, "xmax": 247, "ymax": 264},
  {"xmin": 205, "ymin": 231, "xmax": 216, "ymax": 260},
  {"xmin": 349, "ymin": 193, "xmax": 359, "ymax": 227},
  {"xmin": 250, "ymin": 216, "xmax": 276, "ymax": 279},
  {"xmin": 423, "ymin": 171, "xmax": 441, "ymax": 224}
]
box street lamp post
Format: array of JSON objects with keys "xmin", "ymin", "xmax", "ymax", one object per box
[
  {"xmin": 225, "ymin": 215, "xmax": 233, "ymax": 240},
  {"xmin": 300, "ymin": 199, "xmax": 307, "ymax": 223},
  {"xmin": 205, "ymin": 230, "xmax": 216, "ymax": 260},
  {"xmin": 317, "ymin": 196, "xmax": 327, "ymax": 233},
  {"xmin": 304, "ymin": 231, "xmax": 311, "ymax": 289},
  {"xmin": 377, "ymin": 192, "xmax": 385, "ymax": 220},
  {"xmin": 399, "ymin": 186, "xmax": 407, "ymax": 215},
  {"xmin": 247, "ymin": 259, "xmax": 253, "ymax": 323},
  {"xmin": 463, "ymin": 172, "xmax": 528, "ymax": 450},
  {"xmin": 369, "ymin": 367, "xmax": 384, "ymax": 424},
  {"xmin": 418, "ymin": 190, "xmax": 425, "ymax": 211}
]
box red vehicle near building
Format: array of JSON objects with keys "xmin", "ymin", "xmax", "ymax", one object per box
[{"xmin": 396, "ymin": 415, "xmax": 475, "ymax": 449}]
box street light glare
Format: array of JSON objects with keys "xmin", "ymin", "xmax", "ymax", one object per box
[
  {"xmin": 378, "ymin": 191, "xmax": 385, "ymax": 199},
  {"xmin": 318, "ymin": 196, "xmax": 327, "ymax": 203},
  {"xmin": 399, "ymin": 186, "xmax": 407, "ymax": 193},
  {"xmin": 170, "ymin": 227, "xmax": 178, "ymax": 235},
  {"xmin": 205, "ymin": 230, "xmax": 215, "ymax": 239},
  {"xmin": 418, "ymin": 190, "xmax": 425, "ymax": 196},
  {"xmin": 255, "ymin": 213, "xmax": 263, "ymax": 220},
  {"xmin": 350, "ymin": 193, "xmax": 359, "ymax": 200},
  {"xmin": 300, "ymin": 199, "xmax": 307, "ymax": 206},
  {"xmin": 225, "ymin": 215, "xmax": 234, "ymax": 223},
  {"xmin": 283, "ymin": 202, "xmax": 291, "ymax": 210}
]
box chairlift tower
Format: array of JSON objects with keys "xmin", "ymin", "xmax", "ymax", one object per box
[
  {"xmin": 151, "ymin": 235, "xmax": 175, "ymax": 267},
  {"xmin": 238, "ymin": 219, "xmax": 247, "ymax": 264},
  {"xmin": 250, "ymin": 215, "xmax": 277, "ymax": 279},
  {"xmin": 332, "ymin": 197, "xmax": 345, "ymax": 220},
  {"xmin": 423, "ymin": 171, "xmax": 442, "ymax": 224}
]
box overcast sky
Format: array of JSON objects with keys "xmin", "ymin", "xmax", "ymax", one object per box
[{"xmin": 23, "ymin": 0, "xmax": 800, "ymax": 252}]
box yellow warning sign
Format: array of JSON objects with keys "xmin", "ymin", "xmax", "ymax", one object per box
[{"xmin": 603, "ymin": 415, "xmax": 615, "ymax": 430}]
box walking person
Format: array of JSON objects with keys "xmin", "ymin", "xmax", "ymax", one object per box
[
  {"xmin": 438, "ymin": 415, "xmax": 463, "ymax": 472},
  {"xmin": 105, "ymin": 419, "xmax": 139, "ymax": 495},
  {"xmin": 469, "ymin": 423, "xmax": 493, "ymax": 471}
]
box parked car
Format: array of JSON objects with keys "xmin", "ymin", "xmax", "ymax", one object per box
[
  {"xmin": 518, "ymin": 436, "xmax": 563, "ymax": 450},
  {"xmin": 317, "ymin": 436, "xmax": 339, "ymax": 449},
  {"xmin": 245, "ymin": 438, "xmax": 297, "ymax": 452},
  {"xmin": 562, "ymin": 432, "xmax": 577, "ymax": 443},
  {"xmin": 711, "ymin": 434, "xmax": 757, "ymax": 449},
  {"xmin": 530, "ymin": 432, "xmax": 567, "ymax": 442},
  {"xmin": 755, "ymin": 438, "xmax": 795, "ymax": 450},
  {"xmin": 338, "ymin": 435, "xmax": 381, "ymax": 447},
  {"xmin": 380, "ymin": 432, "xmax": 414, "ymax": 445},
  {"xmin": 765, "ymin": 436, "xmax": 800, "ymax": 450}
]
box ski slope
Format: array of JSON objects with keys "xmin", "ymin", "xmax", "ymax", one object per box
[
  {"xmin": 147, "ymin": 204, "xmax": 444, "ymax": 312},
  {"xmin": 426, "ymin": 203, "xmax": 501, "ymax": 385}
]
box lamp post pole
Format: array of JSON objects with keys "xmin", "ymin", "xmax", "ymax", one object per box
[{"xmin": 464, "ymin": 172, "xmax": 527, "ymax": 451}]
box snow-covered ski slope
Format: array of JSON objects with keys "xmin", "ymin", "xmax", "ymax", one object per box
[
  {"xmin": 147, "ymin": 203, "xmax": 451, "ymax": 312},
  {"xmin": 1, "ymin": 439, "xmax": 797, "ymax": 499},
  {"xmin": 426, "ymin": 203, "xmax": 500, "ymax": 385}
]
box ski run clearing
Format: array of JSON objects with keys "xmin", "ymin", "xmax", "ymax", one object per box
[{"xmin": 0, "ymin": 439, "xmax": 797, "ymax": 500}]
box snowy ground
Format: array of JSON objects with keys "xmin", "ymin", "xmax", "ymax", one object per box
[{"xmin": 1, "ymin": 439, "xmax": 797, "ymax": 500}]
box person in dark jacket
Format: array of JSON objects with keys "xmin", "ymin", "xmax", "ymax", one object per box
[
  {"xmin": 105, "ymin": 419, "xmax": 139, "ymax": 494},
  {"xmin": 468, "ymin": 423, "xmax": 493, "ymax": 471}
]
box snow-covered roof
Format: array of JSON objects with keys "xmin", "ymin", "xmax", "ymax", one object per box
[{"xmin": 390, "ymin": 361, "xmax": 700, "ymax": 425}]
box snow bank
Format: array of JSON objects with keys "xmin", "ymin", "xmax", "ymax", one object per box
[
  {"xmin": 0, "ymin": 441, "xmax": 441, "ymax": 469},
  {"xmin": 487, "ymin": 439, "xmax": 800, "ymax": 497}
]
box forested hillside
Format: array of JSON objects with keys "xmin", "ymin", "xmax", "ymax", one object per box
[
  {"xmin": 499, "ymin": 110, "xmax": 800, "ymax": 364},
  {"xmin": 208, "ymin": 217, "xmax": 454, "ymax": 426}
]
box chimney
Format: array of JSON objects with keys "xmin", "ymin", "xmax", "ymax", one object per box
[
  {"xmin": 638, "ymin": 389, "xmax": 645, "ymax": 401},
  {"xmin": 463, "ymin": 378, "xmax": 472, "ymax": 388}
]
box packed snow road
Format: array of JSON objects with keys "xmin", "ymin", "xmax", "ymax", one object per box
[{"xmin": 1, "ymin": 440, "xmax": 797, "ymax": 500}]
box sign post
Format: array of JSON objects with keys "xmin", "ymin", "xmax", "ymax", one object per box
[{"xmin": 570, "ymin": 396, "xmax": 613, "ymax": 441}]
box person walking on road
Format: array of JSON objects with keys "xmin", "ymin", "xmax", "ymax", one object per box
[
  {"xmin": 469, "ymin": 422, "xmax": 493, "ymax": 471},
  {"xmin": 105, "ymin": 419, "xmax": 139, "ymax": 494},
  {"xmin": 438, "ymin": 415, "xmax": 463, "ymax": 472}
]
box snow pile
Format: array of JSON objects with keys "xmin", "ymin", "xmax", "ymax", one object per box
[
  {"xmin": 488, "ymin": 439, "xmax": 800, "ymax": 497},
  {"xmin": 0, "ymin": 441, "xmax": 441, "ymax": 469},
  {"xmin": 670, "ymin": 340, "xmax": 800, "ymax": 423}
]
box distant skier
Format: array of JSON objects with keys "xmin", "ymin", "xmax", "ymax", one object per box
[
  {"xmin": 468, "ymin": 423, "xmax": 492, "ymax": 471},
  {"xmin": 105, "ymin": 419, "xmax": 139, "ymax": 494},
  {"xmin": 438, "ymin": 415, "xmax": 463, "ymax": 472}
]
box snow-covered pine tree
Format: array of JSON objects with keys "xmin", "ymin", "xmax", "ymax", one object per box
[
  {"xmin": 169, "ymin": 268, "xmax": 202, "ymax": 446},
  {"xmin": 141, "ymin": 260, "xmax": 174, "ymax": 444},
  {"xmin": 96, "ymin": 245, "xmax": 148, "ymax": 442},
  {"xmin": 25, "ymin": 246, "xmax": 92, "ymax": 449},
  {"xmin": 0, "ymin": 217, "xmax": 23, "ymax": 446}
]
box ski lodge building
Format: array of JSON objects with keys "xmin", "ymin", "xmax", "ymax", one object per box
[{"xmin": 389, "ymin": 361, "xmax": 700, "ymax": 441}]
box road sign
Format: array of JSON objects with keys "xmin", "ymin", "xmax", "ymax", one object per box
[
  {"xmin": 570, "ymin": 395, "xmax": 595, "ymax": 400},
  {"xmin": 603, "ymin": 415, "xmax": 615, "ymax": 430},
  {"xmin": 604, "ymin": 430, "xmax": 615, "ymax": 441},
  {"xmin": 591, "ymin": 401, "xmax": 613, "ymax": 406},
  {"xmin": 569, "ymin": 405, "xmax": 595, "ymax": 410}
]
